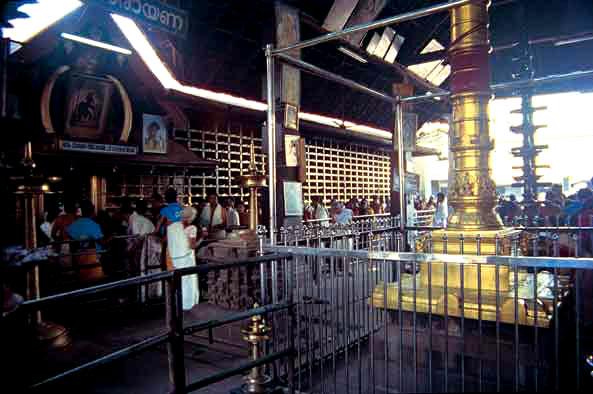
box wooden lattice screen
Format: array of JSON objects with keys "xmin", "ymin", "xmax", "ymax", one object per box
[
  {"xmin": 106, "ymin": 123, "xmax": 391, "ymax": 206},
  {"xmin": 303, "ymin": 136, "xmax": 391, "ymax": 204}
]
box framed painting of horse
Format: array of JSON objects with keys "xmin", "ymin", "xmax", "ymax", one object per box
[{"xmin": 64, "ymin": 73, "xmax": 113, "ymax": 140}]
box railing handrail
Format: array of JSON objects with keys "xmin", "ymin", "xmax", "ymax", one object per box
[
  {"xmin": 9, "ymin": 251, "xmax": 295, "ymax": 392},
  {"xmin": 267, "ymin": 245, "xmax": 593, "ymax": 270},
  {"xmin": 303, "ymin": 212, "xmax": 391, "ymax": 223},
  {"xmin": 16, "ymin": 253, "xmax": 291, "ymax": 313}
]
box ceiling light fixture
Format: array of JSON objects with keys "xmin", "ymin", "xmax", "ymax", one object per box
[
  {"xmin": 112, "ymin": 14, "xmax": 391, "ymax": 139},
  {"xmin": 61, "ymin": 32, "xmax": 132, "ymax": 55},
  {"xmin": 2, "ymin": 0, "xmax": 83, "ymax": 52},
  {"xmin": 554, "ymin": 34, "xmax": 593, "ymax": 47},
  {"xmin": 111, "ymin": 13, "xmax": 179, "ymax": 89}
]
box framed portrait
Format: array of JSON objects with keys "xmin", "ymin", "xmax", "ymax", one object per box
[
  {"xmin": 283, "ymin": 181, "xmax": 304, "ymax": 217},
  {"xmin": 284, "ymin": 103, "xmax": 299, "ymax": 131},
  {"xmin": 142, "ymin": 114, "xmax": 168, "ymax": 154},
  {"xmin": 284, "ymin": 134, "xmax": 300, "ymax": 167},
  {"xmin": 64, "ymin": 73, "xmax": 114, "ymax": 140}
]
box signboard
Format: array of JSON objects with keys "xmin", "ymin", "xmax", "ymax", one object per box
[
  {"xmin": 392, "ymin": 171, "xmax": 420, "ymax": 194},
  {"xmin": 88, "ymin": 0, "xmax": 189, "ymax": 37},
  {"xmin": 405, "ymin": 173, "xmax": 420, "ymax": 194},
  {"xmin": 60, "ymin": 140, "xmax": 138, "ymax": 155}
]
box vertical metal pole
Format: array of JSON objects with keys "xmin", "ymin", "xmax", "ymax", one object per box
[
  {"xmin": 394, "ymin": 99, "xmax": 406, "ymax": 238},
  {"xmin": 167, "ymin": 273, "xmax": 186, "ymax": 393},
  {"xmin": 265, "ymin": 44, "xmax": 277, "ymax": 246}
]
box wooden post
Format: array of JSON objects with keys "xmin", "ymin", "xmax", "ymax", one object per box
[{"xmin": 273, "ymin": 2, "xmax": 302, "ymax": 228}]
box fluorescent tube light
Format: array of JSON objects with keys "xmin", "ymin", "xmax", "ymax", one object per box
[
  {"xmin": 337, "ymin": 46, "xmax": 368, "ymax": 63},
  {"xmin": 2, "ymin": 0, "xmax": 83, "ymax": 50},
  {"xmin": 112, "ymin": 14, "xmax": 392, "ymax": 140},
  {"xmin": 61, "ymin": 32, "xmax": 132, "ymax": 55}
]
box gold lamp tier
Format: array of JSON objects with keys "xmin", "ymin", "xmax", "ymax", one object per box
[
  {"xmin": 238, "ymin": 142, "xmax": 267, "ymax": 232},
  {"xmin": 239, "ymin": 174, "xmax": 267, "ymax": 189}
]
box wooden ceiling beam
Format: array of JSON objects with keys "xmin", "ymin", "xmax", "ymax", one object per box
[{"xmin": 300, "ymin": 11, "xmax": 446, "ymax": 93}]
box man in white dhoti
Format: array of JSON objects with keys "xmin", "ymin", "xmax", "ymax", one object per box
[
  {"xmin": 168, "ymin": 207, "xmax": 203, "ymax": 310},
  {"xmin": 199, "ymin": 193, "xmax": 227, "ymax": 240},
  {"xmin": 433, "ymin": 192, "xmax": 448, "ymax": 228}
]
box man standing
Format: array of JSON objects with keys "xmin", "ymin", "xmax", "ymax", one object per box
[
  {"xmin": 224, "ymin": 198, "xmax": 241, "ymax": 228},
  {"xmin": 312, "ymin": 196, "xmax": 330, "ymax": 227},
  {"xmin": 199, "ymin": 193, "xmax": 227, "ymax": 240},
  {"xmin": 333, "ymin": 202, "xmax": 353, "ymax": 225},
  {"xmin": 155, "ymin": 188, "xmax": 182, "ymax": 235},
  {"xmin": 67, "ymin": 200, "xmax": 104, "ymax": 281},
  {"xmin": 433, "ymin": 192, "xmax": 448, "ymax": 228},
  {"xmin": 128, "ymin": 200, "xmax": 155, "ymax": 236},
  {"xmin": 67, "ymin": 200, "xmax": 104, "ymax": 248}
]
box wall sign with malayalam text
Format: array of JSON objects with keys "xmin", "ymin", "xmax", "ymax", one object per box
[
  {"xmin": 88, "ymin": 0, "xmax": 189, "ymax": 37},
  {"xmin": 60, "ymin": 140, "xmax": 137, "ymax": 155}
]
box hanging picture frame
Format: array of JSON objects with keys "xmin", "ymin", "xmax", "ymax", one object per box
[
  {"xmin": 283, "ymin": 181, "xmax": 304, "ymax": 216},
  {"xmin": 283, "ymin": 103, "xmax": 299, "ymax": 131},
  {"xmin": 142, "ymin": 114, "xmax": 168, "ymax": 154},
  {"xmin": 284, "ymin": 134, "xmax": 300, "ymax": 167}
]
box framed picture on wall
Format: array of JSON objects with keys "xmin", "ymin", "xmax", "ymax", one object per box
[
  {"xmin": 284, "ymin": 103, "xmax": 299, "ymax": 131},
  {"xmin": 142, "ymin": 114, "xmax": 167, "ymax": 154},
  {"xmin": 64, "ymin": 73, "xmax": 114, "ymax": 140},
  {"xmin": 283, "ymin": 181, "xmax": 304, "ymax": 216},
  {"xmin": 284, "ymin": 134, "xmax": 300, "ymax": 167}
]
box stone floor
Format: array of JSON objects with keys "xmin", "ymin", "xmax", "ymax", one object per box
[
  {"xmin": 4, "ymin": 301, "xmax": 253, "ymax": 393},
  {"xmin": 4, "ymin": 265, "xmax": 591, "ymax": 393}
]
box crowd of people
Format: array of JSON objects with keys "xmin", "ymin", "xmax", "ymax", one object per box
[
  {"xmin": 39, "ymin": 190, "xmax": 251, "ymax": 245},
  {"xmin": 496, "ymin": 181, "xmax": 593, "ymax": 225},
  {"xmin": 35, "ymin": 189, "xmax": 254, "ymax": 311},
  {"xmin": 304, "ymin": 196, "xmax": 390, "ymax": 224}
]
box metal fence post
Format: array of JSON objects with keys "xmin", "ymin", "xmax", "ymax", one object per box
[{"xmin": 167, "ymin": 272, "xmax": 186, "ymax": 393}]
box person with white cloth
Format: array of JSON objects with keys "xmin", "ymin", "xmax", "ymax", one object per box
[
  {"xmin": 224, "ymin": 198, "xmax": 241, "ymax": 228},
  {"xmin": 167, "ymin": 206, "xmax": 203, "ymax": 310},
  {"xmin": 199, "ymin": 193, "xmax": 227, "ymax": 240},
  {"xmin": 128, "ymin": 200, "xmax": 155, "ymax": 236},
  {"xmin": 312, "ymin": 196, "xmax": 330, "ymax": 227},
  {"xmin": 333, "ymin": 202, "xmax": 354, "ymax": 252},
  {"xmin": 433, "ymin": 192, "xmax": 448, "ymax": 228}
]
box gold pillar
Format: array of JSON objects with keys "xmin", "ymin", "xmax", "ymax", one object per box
[
  {"xmin": 90, "ymin": 175, "xmax": 107, "ymax": 212},
  {"xmin": 249, "ymin": 190, "xmax": 259, "ymax": 231},
  {"xmin": 373, "ymin": 1, "xmax": 542, "ymax": 326},
  {"xmin": 424, "ymin": 0, "xmax": 520, "ymax": 290},
  {"xmin": 447, "ymin": 2, "xmax": 500, "ymax": 232}
]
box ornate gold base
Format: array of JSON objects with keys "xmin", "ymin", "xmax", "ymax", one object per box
[
  {"xmin": 371, "ymin": 281, "xmax": 551, "ymax": 328},
  {"xmin": 372, "ymin": 228, "xmax": 557, "ymax": 327},
  {"xmin": 417, "ymin": 228, "xmax": 523, "ymax": 292}
]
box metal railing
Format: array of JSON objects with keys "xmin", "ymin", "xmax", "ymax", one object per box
[
  {"xmin": 273, "ymin": 214, "xmax": 593, "ymax": 258},
  {"xmin": 4, "ymin": 253, "xmax": 296, "ymax": 393},
  {"xmin": 265, "ymin": 243, "xmax": 593, "ymax": 393},
  {"xmin": 5, "ymin": 229, "xmax": 593, "ymax": 392},
  {"xmin": 414, "ymin": 209, "xmax": 436, "ymax": 227}
]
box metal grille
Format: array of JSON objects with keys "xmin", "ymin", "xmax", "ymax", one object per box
[
  {"xmin": 304, "ymin": 136, "xmax": 391, "ymax": 204},
  {"xmin": 175, "ymin": 124, "xmax": 265, "ymax": 201},
  {"xmin": 106, "ymin": 126, "xmax": 391, "ymax": 207},
  {"xmin": 105, "ymin": 123, "xmax": 265, "ymax": 204}
]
